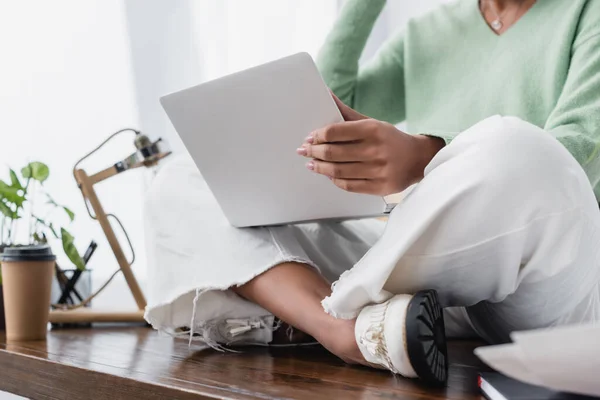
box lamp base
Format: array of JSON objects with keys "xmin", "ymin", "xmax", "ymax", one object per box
[{"xmin": 49, "ymin": 309, "xmax": 146, "ymax": 324}]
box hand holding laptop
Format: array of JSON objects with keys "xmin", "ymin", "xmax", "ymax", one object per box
[
  {"xmin": 160, "ymin": 53, "xmax": 428, "ymax": 227},
  {"xmin": 297, "ymin": 94, "xmax": 445, "ymax": 196}
]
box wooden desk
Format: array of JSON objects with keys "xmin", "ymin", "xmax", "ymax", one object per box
[{"xmin": 0, "ymin": 327, "xmax": 489, "ymax": 399}]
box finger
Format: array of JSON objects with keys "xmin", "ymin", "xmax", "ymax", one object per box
[
  {"xmin": 330, "ymin": 92, "xmax": 369, "ymax": 122},
  {"xmin": 303, "ymin": 142, "xmax": 371, "ymax": 162},
  {"xmin": 308, "ymin": 120, "xmax": 374, "ymax": 145},
  {"xmin": 308, "ymin": 160, "xmax": 376, "ymax": 179},
  {"xmin": 330, "ymin": 178, "xmax": 379, "ymax": 195}
]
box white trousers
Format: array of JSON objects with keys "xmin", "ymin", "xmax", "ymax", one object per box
[{"xmin": 144, "ymin": 116, "xmax": 600, "ymax": 345}]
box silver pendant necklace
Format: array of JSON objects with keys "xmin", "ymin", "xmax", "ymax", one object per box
[{"xmin": 490, "ymin": 17, "xmax": 504, "ymax": 31}]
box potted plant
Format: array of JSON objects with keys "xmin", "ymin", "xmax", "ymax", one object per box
[{"xmin": 0, "ymin": 162, "xmax": 84, "ymax": 330}]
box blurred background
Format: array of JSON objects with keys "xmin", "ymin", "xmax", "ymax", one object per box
[{"xmin": 0, "ymin": 0, "xmax": 447, "ymax": 313}]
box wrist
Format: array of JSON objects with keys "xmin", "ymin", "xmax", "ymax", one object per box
[{"xmin": 409, "ymin": 135, "xmax": 446, "ymax": 184}]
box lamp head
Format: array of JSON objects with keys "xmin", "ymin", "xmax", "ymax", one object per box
[
  {"xmin": 115, "ymin": 133, "xmax": 172, "ymax": 172},
  {"xmin": 134, "ymin": 132, "xmax": 171, "ymax": 167}
]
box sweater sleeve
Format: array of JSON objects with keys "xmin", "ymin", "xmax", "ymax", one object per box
[
  {"xmin": 544, "ymin": 7, "xmax": 600, "ymax": 193},
  {"xmin": 316, "ymin": 0, "xmax": 406, "ymax": 124}
]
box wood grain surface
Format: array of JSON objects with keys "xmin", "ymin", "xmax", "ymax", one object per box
[{"xmin": 0, "ymin": 327, "xmax": 489, "ymax": 399}]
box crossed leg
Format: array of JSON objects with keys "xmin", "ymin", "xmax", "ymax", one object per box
[
  {"xmin": 233, "ymin": 262, "xmax": 364, "ymax": 365},
  {"xmin": 233, "ymin": 116, "xmax": 600, "ymax": 381},
  {"xmin": 146, "ymin": 116, "xmax": 600, "ymax": 386}
]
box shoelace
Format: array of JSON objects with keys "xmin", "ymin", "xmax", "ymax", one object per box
[
  {"xmin": 225, "ymin": 318, "xmax": 265, "ymax": 338},
  {"xmin": 182, "ymin": 318, "xmax": 268, "ymax": 353}
]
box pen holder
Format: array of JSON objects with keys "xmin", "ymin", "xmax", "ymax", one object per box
[
  {"xmin": 52, "ymin": 269, "xmax": 93, "ymax": 306},
  {"xmin": 51, "ymin": 268, "xmax": 93, "ymax": 328}
]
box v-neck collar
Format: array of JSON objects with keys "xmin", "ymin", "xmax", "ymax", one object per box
[{"xmin": 473, "ymin": 0, "xmax": 541, "ymax": 38}]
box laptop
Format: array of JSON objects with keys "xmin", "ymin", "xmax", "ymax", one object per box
[{"xmin": 160, "ymin": 52, "xmax": 394, "ymax": 227}]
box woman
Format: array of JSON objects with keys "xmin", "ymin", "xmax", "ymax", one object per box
[{"xmin": 145, "ymin": 0, "xmax": 600, "ymax": 386}]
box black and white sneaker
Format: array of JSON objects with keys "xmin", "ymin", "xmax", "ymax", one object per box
[{"xmin": 354, "ymin": 290, "xmax": 448, "ymax": 386}]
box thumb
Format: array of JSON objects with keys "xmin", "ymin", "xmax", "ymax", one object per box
[{"xmin": 331, "ymin": 92, "xmax": 369, "ymax": 121}]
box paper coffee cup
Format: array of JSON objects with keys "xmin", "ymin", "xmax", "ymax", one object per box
[{"xmin": 0, "ymin": 245, "xmax": 56, "ymax": 341}]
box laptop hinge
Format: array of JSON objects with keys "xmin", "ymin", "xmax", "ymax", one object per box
[{"xmin": 385, "ymin": 203, "xmax": 398, "ymax": 214}]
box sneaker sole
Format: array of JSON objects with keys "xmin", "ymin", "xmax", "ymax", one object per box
[{"xmin": 405, "ymin": 290, "xmax": 448, "ymax": 386}]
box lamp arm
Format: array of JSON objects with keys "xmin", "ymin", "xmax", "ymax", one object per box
[
  {"xmin": 76, "ymin": 128, "xmax": 170, "ymax": 187},
  {"xmin": 87, "ymin": 160, "xmax": 145, "ymax": 186},
  {"xmin": 56, "ymin": 127, "xmax": 171, "ymax": 316},
  {"xmin": 72, "ymin": 128, "xmax": 140, "ymax": 181}
]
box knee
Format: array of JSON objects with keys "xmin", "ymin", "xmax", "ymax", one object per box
[
  {"xmin": 458, "ymin": 116, "xmax": 574, "ymax": 177},
  {"xmin": 431, "ymin": 116, "xmax": 591, "ymax": 212}
]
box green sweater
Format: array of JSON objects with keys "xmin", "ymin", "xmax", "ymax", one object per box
[{"xmin": 317, "ymin": 0, "xmax": 600, "ymax": 199}]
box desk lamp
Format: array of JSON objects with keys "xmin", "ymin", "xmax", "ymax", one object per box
[{"xmin": 49, "ymin": 129, "xmax": 171, "ymax": 324}]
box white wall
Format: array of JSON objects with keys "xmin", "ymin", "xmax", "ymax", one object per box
[
  {"xmin": 122, "ymin": 0, "xmax": 340, "ymax": 156},
  {"xmin": 0, "ymin": 1, "xmax": 145, "ymax": 310},
  {"xmin": 123, "ymin": 0, "xmax": 202, "ymax": 156}
]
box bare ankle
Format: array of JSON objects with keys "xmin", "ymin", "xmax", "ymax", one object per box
[{"xmin": 315, "ymin": 318, "xmax": 366, "ymax": 365}]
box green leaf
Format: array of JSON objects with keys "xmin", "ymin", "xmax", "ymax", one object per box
[
  {"xmin": 0, "ymin": 181, "xmax": 25, "ymax": 207},
  {"xmin": 32, "ymin": 232, "xmax": 48, "ymax": 244},
  {"xmin": 63, "ymin": 206, "xmax": 75, "ymax": 221},
  {"xmin": 61, "ymin": 228, "xmax": 85, "ymax": 271},
  {"xmin": 21, "ymin": 162, "xmax": 50, "ymax": 183},
  {"xmin": 0, "ymin": 200, "xmax": 17, "ymax": 219},
  {"xmin": 9, "ymin": 169, "xmax": 23, "ymax": 190},
  {"xmin": 21, "ymin": 165, "xmax": 32, "ymax": 179}
]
